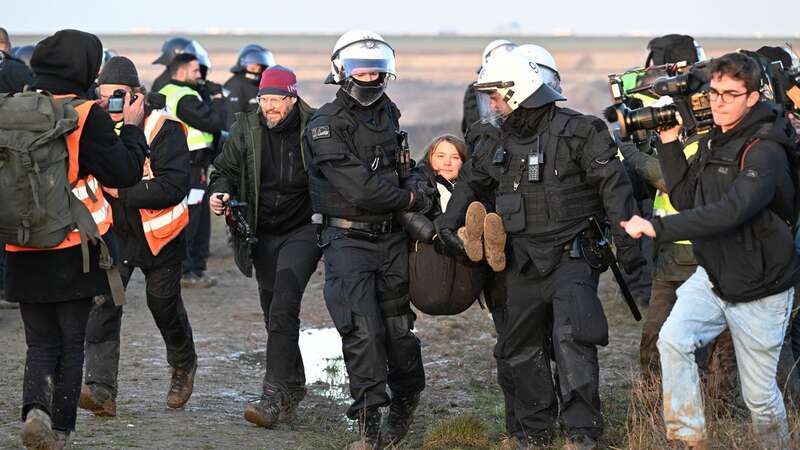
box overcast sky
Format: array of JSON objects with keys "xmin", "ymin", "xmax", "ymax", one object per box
[{"xmin": 5, "ymin": 0, "xmax": 799, "ymax": 36}]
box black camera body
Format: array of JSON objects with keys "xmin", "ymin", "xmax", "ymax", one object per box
[
  {"xmin": 107, "ymin": 89, "xmax": 127, "ymax": 114},
  {"xmin": 605, "ymin": 61, "xmax": 712, "ymax": 141},
  {"xmin": 107, "ymin": 90, "xmax": 166, "ymax": 114}
]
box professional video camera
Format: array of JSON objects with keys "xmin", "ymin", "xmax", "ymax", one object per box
[{"xmin": 604, "ymin": 61, "xmax": 713, "ymax": 141}]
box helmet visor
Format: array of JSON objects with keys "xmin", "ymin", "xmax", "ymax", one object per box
[
  {"xmin": 242, "ymin": 50, "xmax": 275, "ymax": 68},
  {"xmin": 338, "ymin": 40, "xmax": 396, "ymax": 79},
  {"xmin": 183, "ymin": 40, "xmax": 211, "ymax": 69}
]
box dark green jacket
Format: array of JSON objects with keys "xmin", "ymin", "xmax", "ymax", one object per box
[{"xmin": 209, "ymin": 98, "xmax": 316, "ymax": 276}]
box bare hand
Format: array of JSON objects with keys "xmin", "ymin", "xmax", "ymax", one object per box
[
  {"xmin": 620, "ymin": 215, "xmax": 656, "ymax": 239},
  {"xmin": 210, "ymin": 193, "xmax": 229, "ymax": 215},
  {"xmin": 123, "ymin": 92, "xmax": 145, "ymax": 126}
]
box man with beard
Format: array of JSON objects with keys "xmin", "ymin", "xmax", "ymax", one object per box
[{"xmin": 209, "ymin": 65, "xmax": 322, "ymax": 428}]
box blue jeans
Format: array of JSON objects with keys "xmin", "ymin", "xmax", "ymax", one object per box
[{"xmin": 657, "ymin": 267, "xmax": 792, "ymax": 447}]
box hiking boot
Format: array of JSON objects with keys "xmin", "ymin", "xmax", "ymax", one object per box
[
  {"xmin": 283, "ymin": 386, "xmax": 307, "ymax": 422},
  {"xmin": 53, "ymin": 431, "xmax": 70, "ymax": 450},
  {"xmin": 349, "ymin": 408, "xmax": 382, "ymax": 450},
  {"xmin": 461, "ymin": 201, "xmax": 487, "ymax": 262},
  {"xmin": 181, "ymin": 272, "xmax": 217, "ymax": 289},
  {"xmin": 483, "ymin": 212, "xmax": 507, "ymax": 272},
  {"xmin": 79, "ymin": 383, "xmax": 116, "ymax": 417},
  {"xmin": 244, "ymin": 387, "xmax": 289, "ymax": 429},
  {"xmin": 563, "ymin": 435, "xmax": 597, "ymax": 450},
  {"xmin": 166, "ymin": 360, "xmax": 197, "ymax": 408},
  {"xmin": 381, "ymin": 392, "xmax": 420, "ymax": 447},
  {"xmin": 21, "ymin": 408, "xmax": 56, "ymax": 450}
]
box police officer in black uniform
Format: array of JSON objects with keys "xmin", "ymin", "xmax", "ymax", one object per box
[
  {"xmin": 438, "ymin": 51, "xmax": 644, "ymax": 449},
  {"xmin": 223, "ymin": 44, "xmax": 275, "ymax": 128},
  {"xmin": 304, "ymin": 30, "xmax": 430, "ymax": 450}
]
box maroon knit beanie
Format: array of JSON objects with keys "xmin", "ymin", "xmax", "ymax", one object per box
[{"xmin": 258, "ymin": 65, "xmax": 298, "ymax": 97}]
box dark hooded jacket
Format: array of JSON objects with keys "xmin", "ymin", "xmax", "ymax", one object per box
[
  {"xmin": 0, "ymin": 50, "xmax": 33, "ymax": 93},
  {"xmin": 653, "ymin": 101, "xmax": 800, "ymax": 302},
  {"xmin": 4, "ymin": 30, "xmax": 147, "ymax": 303}
]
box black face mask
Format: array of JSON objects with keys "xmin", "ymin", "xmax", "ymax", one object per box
[{"xmin": 342, "ymin": 73, "xmax": 387, "ymax": 107}]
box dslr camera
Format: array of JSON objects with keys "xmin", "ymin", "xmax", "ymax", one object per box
[
  {"xmin": 107, "ymin": 90, "xmax": 167, "ymax": 114},
  {"xmin": 604, "ymin": 61, "xmax": 712, "ymax": 142}
]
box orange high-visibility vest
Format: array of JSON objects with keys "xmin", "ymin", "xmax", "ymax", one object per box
[
  {"xmin": 6, "ymin": 98, "xmax": 112, "ymax": 252},
  {"xmin": 139, "ymin": 110, "xmax": 189, "ymax": 256}
]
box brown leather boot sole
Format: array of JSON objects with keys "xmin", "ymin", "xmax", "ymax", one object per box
[
  {"xmin": 462, "ymin": 201, "xmax": 487, "ymax": 262},
  {"xmin": 483, "ymin": 213, "xmax": 507, "ymax": 272},
  {"xmin": 166, "ymin": 363, "xmax": 197, "ymax": 409},
  {"xmin": 79, "ymin": 384, "xmax": 117, "ymax": 417}
]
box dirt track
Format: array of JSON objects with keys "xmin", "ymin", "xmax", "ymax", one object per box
[{"xmin": 0, "ymin": 212, "xmax": 642, "ymax": 449}]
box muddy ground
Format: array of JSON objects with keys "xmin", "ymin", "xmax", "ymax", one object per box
[
  {"xmin": 0, "ymin": 213, "xmax": 641, "ymax": 450},
  {"xmin": 5, "ymin": 34, "xmax": 797, "ymax": 449}
]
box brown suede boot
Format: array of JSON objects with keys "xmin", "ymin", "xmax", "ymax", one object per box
[
  {"xmin": 21, "ymin": 408, "xmax": 56, "ymax": 450},
  {"xmin": 461, "ymin": 201, "xmax": 487, "ymax": 262},
  {"xmin": 483, "ymin": 212, "xmax": 507, "ymax": 272},
  {"xmin": 79, "ymin": 384, "xmax": 116, "ymax": 417},
  {"xmin": 166, "ymin": 361, "xmax": 197, "ymax": 409}
]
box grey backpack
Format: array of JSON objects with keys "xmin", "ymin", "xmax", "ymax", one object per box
[
  {"xmin": 0, "ymin": 91, "xmax": 126, "ymax": 304},
  {"xmin": 0, "ymin": 91, "xmax": 100, "ymax": 248}
]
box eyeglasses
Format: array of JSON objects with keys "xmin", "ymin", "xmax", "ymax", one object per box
[
  {"xmin": 258, "ymin": 96, "xmax": 288, "ymax": 108},
  {"xmin": 708, "ymin": 88, "xmax": 749, "ymax": 104}
]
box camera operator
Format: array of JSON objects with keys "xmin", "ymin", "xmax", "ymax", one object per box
[
  {"xmin": 622, "ymin": 52, "xmax": 800, "ymax": 449},
  {"xmin": 158, "ymin": 52, "xmax": 226, "ymax": 288},
  {"xmin": 80, "ymin": 56, "xmax": 198, "ymax": 418},
  {"xmin": 611, "ymin": 35, "xmax": 739, "ymax": 392}
]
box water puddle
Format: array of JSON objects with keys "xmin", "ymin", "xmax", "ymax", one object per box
[{"xmin": 221, "ymin": 327, "xmax": 350, "ymax": 402}]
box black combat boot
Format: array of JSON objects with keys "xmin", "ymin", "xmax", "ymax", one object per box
[
  {"xmin": 380, "ymin": 392, "xmax": 420, "ymax": 446},
  {"xmin": 349, "ymin": 407, "xmax": 382, "ymax": 450},
  {"xmin": 244, "ymin": 384, "xmax": 289, "ymax": 429}
]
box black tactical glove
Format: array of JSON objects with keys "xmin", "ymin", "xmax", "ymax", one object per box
[
  {"xmin": 435, "ymin": 227, "xmax": 466, "ymax": 258},
  {"xmin": 406, "ymin": 190, "xmax": 433, "ymax": 214},
  {"xmin": 616, "ymin": 244, "xmax": 646, "ymax": 274}
]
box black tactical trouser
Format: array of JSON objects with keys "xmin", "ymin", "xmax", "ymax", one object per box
[
  {"xmin": 252, "ymin": 223, "xmax": 322, "ymax": 396},
  {"xmin": 84, "ymin": 264, "xmax": 196, "ymax": 395},
  {"xmin": 496, "ymin": 256, "xmax": 606, "ymax": 442},
  {"xmin": 183, "ymin": 165, "xmax": 211, "ymax": 275},
  {"xmin": 320, "ymin": 228, "xmax": 425, "ymax": 419}
]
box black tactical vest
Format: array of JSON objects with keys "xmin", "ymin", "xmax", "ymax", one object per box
[
  {"xmin": 495, "ymin": 108, "xmax": 603, "ymax": 237},
  {"xmin": 309, "ymin": 98, "xmax": 402, "ymax": 223}
]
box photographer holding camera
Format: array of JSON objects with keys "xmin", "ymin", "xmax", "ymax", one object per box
[
  {"xmin": 622, "ymin": 52, "xmax": 800, "ymax": 449},
  {"xmin": 609, "ymin": 35, "xmax": 740, "ymax": 394},
  {"xmin": 79, "ymin": 56, "xmax": 198, "ymax": 418}
]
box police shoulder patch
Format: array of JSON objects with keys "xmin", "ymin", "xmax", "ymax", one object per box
[{"xmin": 311, "ymin": 125, "xmax": 331, "ymax": 140}]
